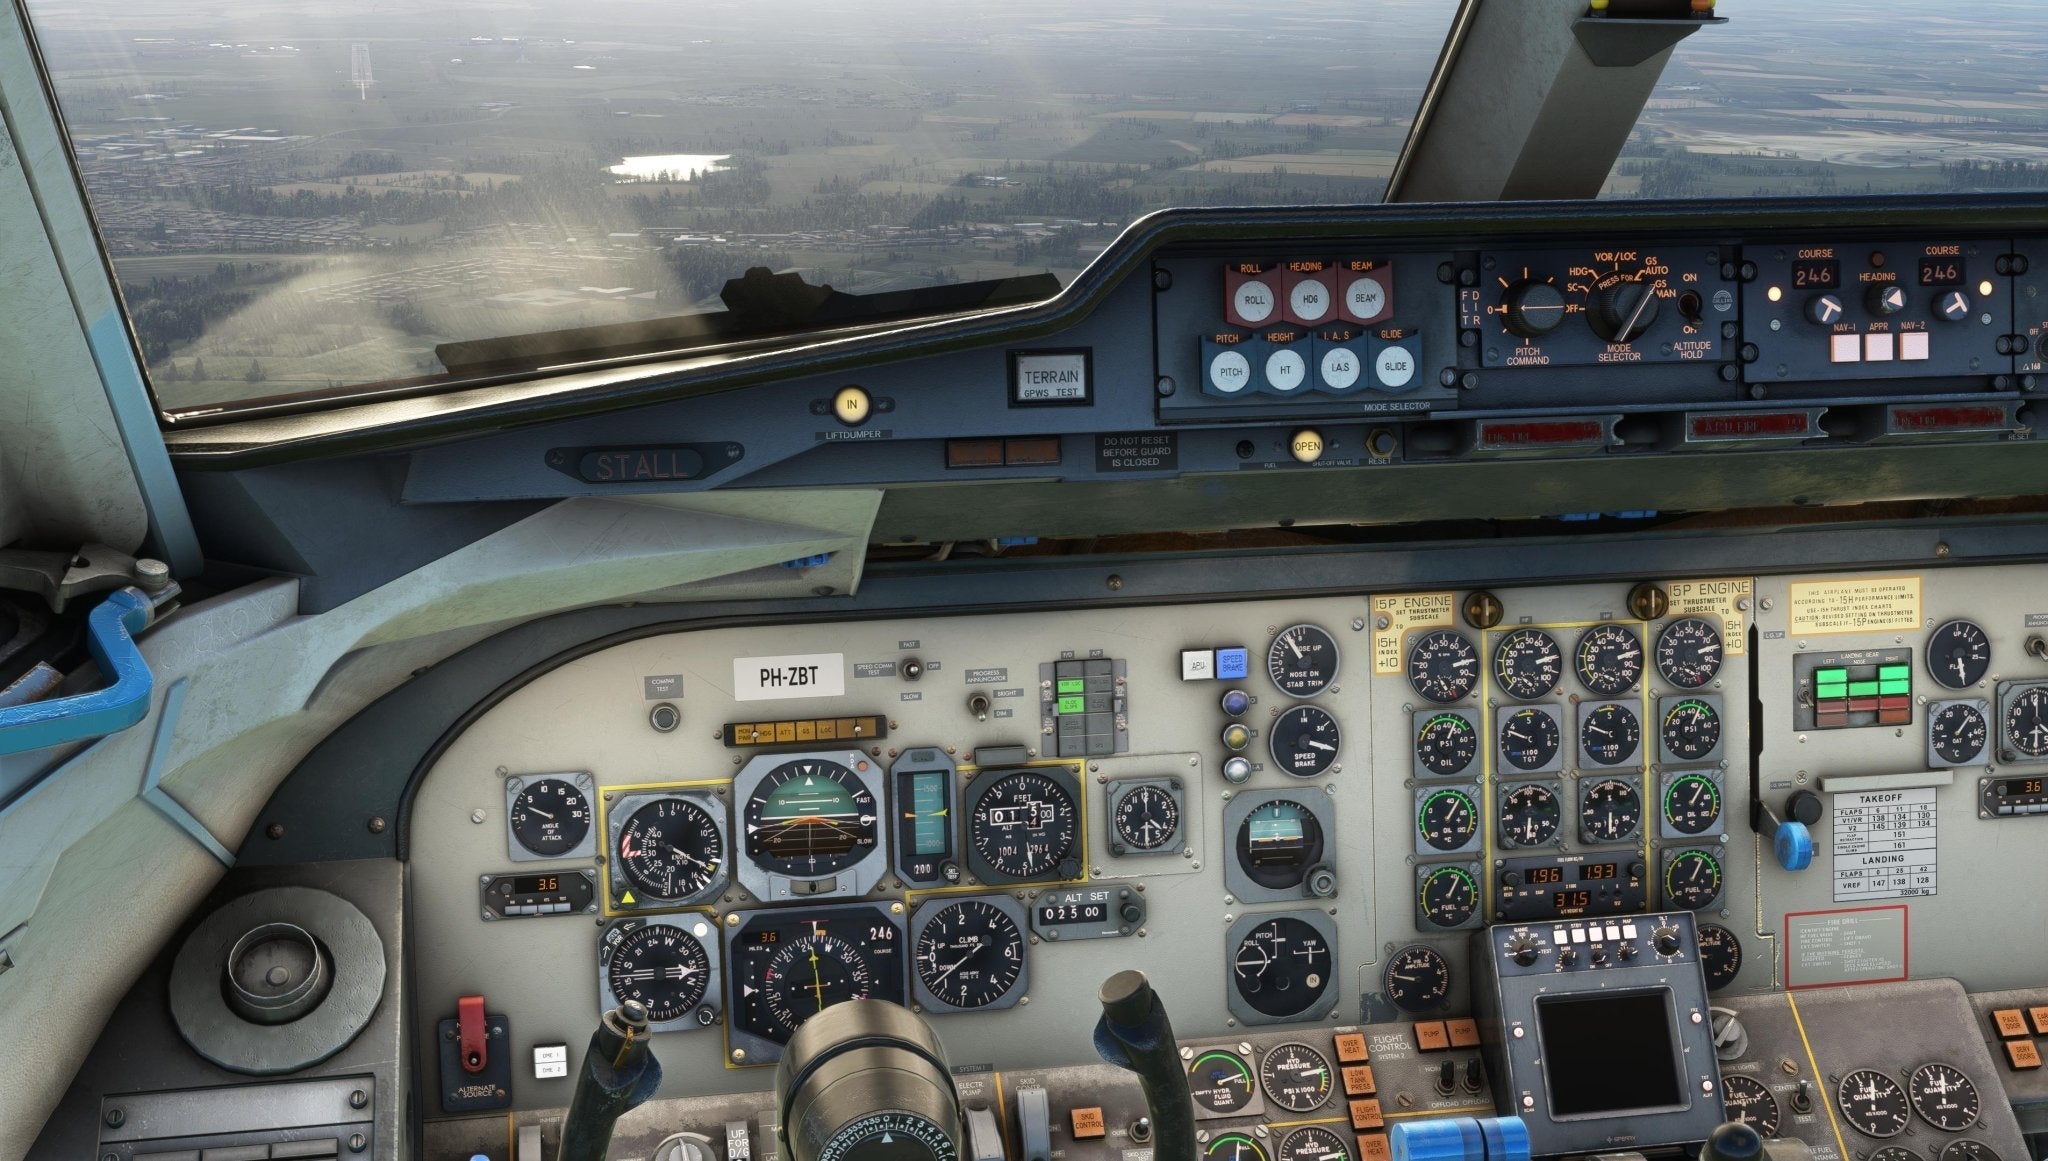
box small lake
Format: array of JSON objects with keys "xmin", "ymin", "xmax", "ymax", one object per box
[{"xmin": 606, "ymin": 153, "xmax": 730, "ymax": 182}]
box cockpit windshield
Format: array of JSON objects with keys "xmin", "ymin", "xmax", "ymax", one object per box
[{"xmin": 18, "ymin": 0, "xmax": 2048, "ymax": 418}]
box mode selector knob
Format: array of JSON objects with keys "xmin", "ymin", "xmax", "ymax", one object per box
[
  {"xmin": 1653, "ymin": 926, "xmax": 1684, "ymax": 957},
  {"xmin": 1867, "ymin": 283, "xmax": 1908, "ymax": 316},
  {"xmin": 1503, "ymin": 280, "xmax": 1567, "ymax": 339},
  {"xmin": 1590, "ymin": 279, "xmax": 1662, "ymax": 343},
  {"xmin": 1806, "ymin": 293, "xmax": 1845, "ymax": 326},
  {"xmin": 1507, "ymin": 932, "xmax": 1544, "ymax": 966}
]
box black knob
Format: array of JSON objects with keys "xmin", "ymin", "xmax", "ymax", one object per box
[
  {"xmin": 1653, "ymin": 926, "xmax": 1683, "ymax": 957},
  {"xmin": 1590, "ymin": 279, "xmax": 1662, "ymax": 342},
  {"xmin": 1119, "ymin": 903, "xmax": 1144, "ymax": 924},
  {"xmin": 1462, "ymin": 1059, "xmax": 1485, "ymax": 1093},
  {"xmin": 1787, "ymin": 790, "xmax": 1825, "ymax": 826},
  {"xmin": 1935, "ymin": 290, "xmax": 1972, "ymax": 322},
  {"xmin": 1866, "ymin": 283, "xmax": 1907, "ymax": 315},
  {"xmin": 1558, "ymin": 947, "xmax": 1577, "ymax": 966},
  {"xmin": 1436, "ymin": 1060, "xmax": 1457, "ymax": 1094},
  {"xmin": 1620, "ymin": 942, "xmax": 1639, "ymax": 960},
  {"xmin": 1509, "ymin": 934, "xmax": 1542, "ymax": 966},
  {"xmin": 1590, "ymin": 947, "xmax": 1608, "ymax": 965},
  {"xmin": 1503, "ymin": 280, "xmax": 1568, "ymax": 339},
  {"xmin": 1629, "ymin": 861, "xmax": 1647, "ymax": 880},
  {"xmin": 1806, "ymin": 293, "xmax": 1845, "ymax": 326},
  {"xmin": 1502, "ymin": 871, "xmax": 1522, "ymax": 887}
]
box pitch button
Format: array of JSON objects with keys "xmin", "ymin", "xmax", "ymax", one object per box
[
  {"xmin": 1201, "ymin": 334, "xmax": 1260, "ymax": 398},
  {"xmin": 1283, "ymin": 262, "xmax": 1337, "ymax": 325},
  {"xmin": 1339, "ymin": 260, "xmax": 1393, "ymax": 324}
]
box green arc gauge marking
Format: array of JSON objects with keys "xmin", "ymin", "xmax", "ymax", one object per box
[{"xmin": 1664, "ymin": 774, "xmax": 1722, "ymax": 812}]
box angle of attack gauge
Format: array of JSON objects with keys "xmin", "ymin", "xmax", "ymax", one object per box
[
  {"xmin": 1493, "ymin": 628, "xmax": 1563, "ymax": 700},
  {"xmin": 1579, "ymin": 702, "xmax": 1642, "ymax": 767},
  {"xmin": 1270, "ymin": 704, "xmax": 1341, "ymax": 777},
  {"xmin": 506, "ymin": 774, "xmax": 594, "ymax": 860},
  {"xmin": 1695, "ymin": 922, "xmax": 1743, "ymax": 991},
  {"xmin": 1576, "ymin": 624, "xmax": 1645, "ymax": 696},
  {"xmin": 1280, "ymin": 1126, "xmax": 1351, "ymax": 1161},
  {"xmin": 1656, "ymin": 617, "xmax": 1723, "ymax": 689},
  {"xmin": 1928, "ymin": 619, "xmax": 1992, "ymax": 690},
  {"xmin": 1721, "ymin": 1075, "xmax": 1780, "ymax": 1137},
  {"xmin": 1909, "ymin": 1063, "xmax": 1981, "ymax": 1132},
  {"xmin": 1408, "ymin": 629, "xmax": 1480, "ymax": 704},
  {"xmin": 1415, "ymin": 711, "xmax": 1478, "ymax": 777},
  {"xmin": 1498, "ymin": 783, "xmax": 1562, "ymax": 847},
  {"xmin": 1839, "ymin": 1068, "xmax": 1912, "ymax": 1138},
  {"xmin": 1259, "ymin": 1041, "xmax": 1336, "ymax": 1113},
  {"xmin": 1268, "ymin": 624, "xmax": 1340, "ymax": 698},
  {"xmin": 1382, "ymin": 944, "xmax": 1453, "ymax": 1013},
  {"xmin": 1579, "ymin": 778, "xmax": 1642, "ymax": 843},
  {"xmin": 1418, "ymin": 865, "xmax": 1480, "ymax": 929}
]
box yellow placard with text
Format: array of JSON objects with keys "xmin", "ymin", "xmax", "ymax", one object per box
[
  {"xmin": 1664, "ymin": 577, "xmax": 1753, "ymax": 657},
  {"xmin": 1789, "ymin": 575, "xmax": 1923, "ymax": 637},
  {"xmin": 1372, "ymin": 592, "xmax": 1456, "ymax": 675}
]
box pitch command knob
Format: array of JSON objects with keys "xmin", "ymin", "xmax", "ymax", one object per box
[
  {"xmin": 1502, "ymin": 280, "xmax": 1567, "ymax": 339},
  {"xmin": 1653, "ymin": 926, "xmax": 1684, "ymax": 957},
  {"xmin": 1866, "ymin": 283, "xmax": 1907, "ymax": 316},
  {"xmin": 1806, "ymin": 293, "xmax": 1845, "ymax": 326},
  {"xmin": 1590, "ymin": 279, "xmax": 1662, "ymax": 342}
]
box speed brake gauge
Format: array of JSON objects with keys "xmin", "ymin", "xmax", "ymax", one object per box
[{"xmin": 1270, "ymin": 704, "xmax": 1341, "ymax": 777}]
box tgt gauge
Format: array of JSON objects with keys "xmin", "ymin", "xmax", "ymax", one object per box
[
  {"xmin": 1578, "ymin": 702, "xmax": 1641, "ymax": 767},
  {"xmin": 1498, "ymin": 706, "xmax": 1562, "ymax": 772}
]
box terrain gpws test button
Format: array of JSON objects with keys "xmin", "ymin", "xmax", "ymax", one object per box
[{"xmin": 833, "ymin": 385, "xmax": 872, "ymax": 425}]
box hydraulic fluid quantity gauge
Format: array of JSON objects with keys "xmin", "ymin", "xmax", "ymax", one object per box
[
  {"xmin": 1259, "ymin": 1042, "xmax": 1336, "ymax": 1113},
  {"xmin": 1268, "ymin": 624, "xmax": 1340, "ymax": 698},
  {"xmin": 1382, "ymin": 944, "xmax": 1452, "ymax": 1013},
  {"xmin": 1189, "ymin": 1050, "xmax": 1258, "ymax": 1116},
  {"xmin": 1415, "ymin": 712, "xmax": 1478, "ymax": 777},
  {"xmin": 1579, "ymin": 778, "xmax": 1642, "ymax": 843},
  {"xmin": 1662, "ymin": 774, "xmax": 1723, "ymax": 835},
  {"xmin": 1839, "ymin": 1069, "xmax": 1912, "ymax": 1138},
  {"xmin": 1498, "ymin": 784, "xmax": 1561, "ymax": 847},
  {"xmin": 1579, "ymin": 703, "xmax": 1641, "ymax": 766},
  {"xmin": 1493, "ymin": 628, "xmax": 1563, "ymax": 700},
  {"xmin": 1576, "ymin": 624, "xmax": 1645, "ymax": 695},
  {"xmin": 1270, "ymin": 704, "xmax": 1341, "ymax": 777},
  {"xmin": 1418, "ymin": 788, "xmax": 1480, "ymax": 852},
  {"xmin": 1408, "ymin": 629, "xmax": 1479, "ymax": 703},
  {"xmin": 1418, "ymin": 865, "xmax": 1480, "ymax": 928}
]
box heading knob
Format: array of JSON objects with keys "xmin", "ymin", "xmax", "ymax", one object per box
[{"xmin": 1866, "ymin": 283, "xmax": 1907, "ymax": 316}]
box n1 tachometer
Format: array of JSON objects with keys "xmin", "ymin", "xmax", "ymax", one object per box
[
  {"xmin": 1493, "ymin": 628, "xmax": 1563, "ymax": 700},
  {"xmin": 725, "ymin": 903, "xmax": 906, "ymax": 1064},
  {"xmin": 1575, "ymin": 624, "xmax": 1644, "ymax": 696},
  {"xmin": 1408, "ymin": 630, "xmax": 1479, "ymax": 704},
  {"xmin": 1655, "ymin": 617, "xmax": 1723, "ymax": 689}
]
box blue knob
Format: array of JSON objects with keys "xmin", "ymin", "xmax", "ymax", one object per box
[
  {"xmin": 1774, "ymin": 819, "xmax": 1815, "ymax": 871},
  {"xmin": 1391, "ymin": 1117, "xmax": 1530, "ymax": 1161}
]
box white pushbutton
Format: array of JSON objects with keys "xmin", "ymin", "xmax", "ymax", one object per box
[
  {"xmin": 1829, "ymin": 334, "xmax": 1861, "ymax": 363},
  {"xmin": 1265, "ymin": 348, "xmax": 1308, "ymax": 393},
  {"xmin": 1605, "ymin": 924, "xmax": 1622, "ymax": 941},
  {"xmin": 1901, "ymin": 331, "xmax": 1931, "ymax": 360},
  {"xmin": 1320, "ymin": 345, "xmax": 1361, "ymax": 391},
  {"xmin": 1234, "ymin": 280, "xmax": 1276, "ymax": 324},
  {"xmin": 1376, "ymin": 343, "xmax": 1416, "ymax": 388},
  {"xmin": 1209, "ymin": 349, "xmax": 1252, "ymax": 394},
  {"xmin": 1289, "ymin": 278, "xmax": 1331, "ymax": 322},
  {"xmin": 1347, "ymin": 275, "xmax": 1387, "ymax": 320},
  {"xmin": 1622, "ymin": 923, "xmax": 1638, "ymax": 939},
  {"xmin": 1571, "ymin": 928, "xmax": 1588, "ymax": 944},
  {"xmin": 1865, "ymin": 332, "xmax": 1895, "ymax": 361},
  {"xmin": 1180, "ymin": 650, "xmax": 1215, "ymax": 681}
]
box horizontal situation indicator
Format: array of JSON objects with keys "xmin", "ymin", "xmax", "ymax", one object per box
[{"xmin": 724, "ymin": 716, "xmax": 889, "ymax": 746}]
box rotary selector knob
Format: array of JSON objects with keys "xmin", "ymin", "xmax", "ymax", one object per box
[
  {"xmin": 1508, "ymin": 932, "xmax": 1544, "ymax": 966},
  {"xmin": 1590, "ymin": 279, "xmax": 1662, "ymax": 342},
  {"xmin": 1503, "ymin": 280, "xmax": 1567, "ymax": 339},
  {"xmin": 1807, "ymin": 293, "xmax": 1845, "ymax": 326},
  {"xmin": 1866, "ymin": 283, "xmax": 1908, "ymax": 315},
  {"xmin": 1935, "ymin": 290, "xmax": 1972, "ymax": 321},
  {"xmin": 1653, "ymin": 926, "xmax": 1684, "ymax": 957}
]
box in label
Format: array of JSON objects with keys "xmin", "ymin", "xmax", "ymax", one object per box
[
  {"xmin": 732, "ymin": 653, "xmax": 846, "ymax": 701},
  {"xmin": 1789, "ymin": 575, "xmax": 1922, "ymax": 636},
  {"xmin": 1371, "ymin": 592, "xmax": 1456, "ymax": 675}
]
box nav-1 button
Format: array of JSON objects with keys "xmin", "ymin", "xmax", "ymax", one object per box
[{"xmin": 1829, "ymin": 334, "xmax": 1861, "ymax": 363}]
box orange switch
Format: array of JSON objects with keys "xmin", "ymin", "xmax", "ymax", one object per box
[
  {"xmin": 1342, "ymin": 1065, "xmax": 1377, "ymax": 1097},
  {"xmin": 1349, "ymin": 1099, "xmax": 1385, "ymax": 1130},
  {"xmin": 1993, "ymin": 1010, "xmax": 2029, "ymax": 1039},
  {"xmin": 1070, "ymin": 1108, "xmax": 1106, "ymax": 1140},
  {"xmin": 2031, "ymin": 1007, "xmax": 2048, "ymax": 1036},
  {"xmin": 2006, "ymin": 1040, "xmax": 2042, "ymax": 1070},
  {"xmin": 1414, "ymin": 1021, "xmax": 1451, "ymax": 1051},
  {"xmin": 1333, "ymin": 1033, "xmax": 1369, "ymax": 1064},
  {"xmin": 1445, "ymin": 1018, "xmax": 1481, "ymax": 1049},
  {"xmin": 1357, "ymin": 1133, "xmax": 1392, "ymax": 1161}
]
